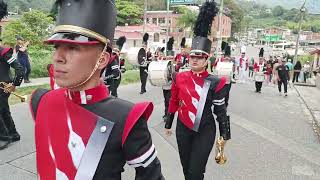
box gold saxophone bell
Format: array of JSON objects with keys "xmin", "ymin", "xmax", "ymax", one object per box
[
  {"xmin": 215, "ymin": 136, "xmax": 227, "ymax": 165},
  {"xmin": 0, "ymin": 82, "xmax": 27, "ymax": 102}
]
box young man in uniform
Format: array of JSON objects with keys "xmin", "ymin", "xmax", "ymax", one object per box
[
  {"xmin": 29, "ymin": 1, "xmax": 164, "ymax": 179},
  {"xmin": 139, "ymin": 33, "xmax": 152, "ymax": 94},
  {"xmin": 164, "ymin": 1, "xmax": 231, "ymax": 179},
  {"xmin": 276, "ymin": 58, "xmax": 290, "ymax": 96},
  {"xmin": 0, "ymin": 47, "xmax": 24, "ymax": 149},
  {"xmin": 104, "ymin": 48, "xmax": 121, "ymax": 97}
]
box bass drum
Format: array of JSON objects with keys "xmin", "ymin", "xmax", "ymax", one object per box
[
  {"xmin": 125, "ymin": 47, "xmax": 146, "ymax": 66},
  {"xmin": 148, "ymin": 60, "xmax": 172, "ymax": 87}
]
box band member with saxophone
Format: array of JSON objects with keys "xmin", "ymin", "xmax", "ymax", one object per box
[
  {"xmin": 0, "ymin": 47, "xmax": 24, "ymax": 150},
  {"xmin": 29, "ymin": 0, "xmax": 164, "ymax": 179},
  {"xmin": 15, "ymin": 36, "xmax": 31, "ymax": 83},
  {"xmin": 139, "ymin": 33, "xmax": 152, "ymax": 94},
  {"xmin": 164, "ymin": 1, "xmax": 231, "ymax": 179}
]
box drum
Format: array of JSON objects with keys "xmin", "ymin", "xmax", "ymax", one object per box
[
  {"xmin": 215, "ymin": 62, "xmax": 233, "ymax": 84},
  {"xmin": 254, "ymin": 72, "xmax": 265, "ymax": 82},
  {"xmin": 148, "ymin": 60, "xmax": 172, "ymax": 87},
  {"xmin": 124, "ymin": 47, "xmax": 146, "ymax": 66}
]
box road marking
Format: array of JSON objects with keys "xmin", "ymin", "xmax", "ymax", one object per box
[{"xmin": 231, "ymin": 113, "xmax": 320, "ymax": 167}]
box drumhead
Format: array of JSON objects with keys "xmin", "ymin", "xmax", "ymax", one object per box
[{"xmin": 148, "ymin": 60, "xmax": 172, "ymax": 87}]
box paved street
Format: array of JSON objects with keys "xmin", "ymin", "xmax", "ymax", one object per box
[{"xmin": 1, "ymin": 78, "xmax": 320, "ymax": 180}]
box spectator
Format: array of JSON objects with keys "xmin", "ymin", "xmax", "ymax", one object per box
[
  {"xmin": 292, "ymin": 61, "xmax": 302, "ymax": 83},
  {"xmin": 303, "ymin": 61, "xmax": 311, "ymax": 83},
  {"xmin": 286, "ymin": 59, "xmax": 294, "ymax": 82},
  {"xmin": 15, "ymin": 36, "xmax": 31, "ymax": 83}
]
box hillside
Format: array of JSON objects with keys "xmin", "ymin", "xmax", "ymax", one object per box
[{"xmin": 253, "ymin": 0, "xmax": 320, "ymax": 14}]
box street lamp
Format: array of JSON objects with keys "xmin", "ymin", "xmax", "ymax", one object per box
[{"xmin": 294, "ymin": 0, "xmax": 307, "ymax": 63}]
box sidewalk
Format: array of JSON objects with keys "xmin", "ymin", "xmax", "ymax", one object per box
[
  {"xmin": 19, "ymin": 77, "xmax": 50, "ymax": 88},
  {"xmin": 294, "ymin": 85, "xmax": 320, "ymax": 140}
]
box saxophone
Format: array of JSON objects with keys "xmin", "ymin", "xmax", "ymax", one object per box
[
  {"xmin": 0, "ymin": 82, "xmax": 27, "ymax": 102},
  {"xmin": 215, "ymin": 136, "xmax": 227, "ymax": 165}
]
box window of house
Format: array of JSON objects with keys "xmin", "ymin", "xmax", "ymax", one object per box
[
  {"xmin": 159, "ymin": 18, "xmax": 165, "ymax": 24},
  {"xmin": 152, "ymin": 18, "xmax": 157, "ymax": 24}
]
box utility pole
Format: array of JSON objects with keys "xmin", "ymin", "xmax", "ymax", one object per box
[
  {"xmin": 215, "ymin": 0, "xmax": 224, "ymax": 57},
  {"xmin": 294, "ymin": 0, "xmax": 306, "ymax": 63},
  {"xmin": 143, "ymin": 0, "xmax": 147, "ymax": 33},
  {"xmin": 166, "ymin": 0, "xmax": 170, "ymax": 48}
]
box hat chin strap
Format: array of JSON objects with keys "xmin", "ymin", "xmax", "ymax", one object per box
[{"xmin": 68, "ymin": 44, "xmax": 108, "ymax": 90}]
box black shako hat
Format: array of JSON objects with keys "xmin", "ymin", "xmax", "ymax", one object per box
[
  {"xmin": 46, "ymin": 0, "xmax": 116, "ymax": 45},
  {"xmin": 190, "ymin": 0, "xmax": 218, "ymax": 56}
]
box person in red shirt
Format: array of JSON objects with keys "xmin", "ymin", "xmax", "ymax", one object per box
[{"xmin": 164, "ymin": 1, "xmax": 230, "ymax": 179}]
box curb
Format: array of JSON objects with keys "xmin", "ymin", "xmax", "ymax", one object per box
[{"xmin": 293, "ymin": 85, "xmax": 320, "ymax": 142}]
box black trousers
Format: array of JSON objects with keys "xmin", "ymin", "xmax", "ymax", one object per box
[
  {"xmin": 278, "ymin": 79, "xmax": 288, "ymax": 93},
  {"xmin": 0, "ymin": 93, "xmax": 18, "ymax": 138},
  {"xmin": 292, "ymin": 72, "xmax": 300, "ymax": 83},
  {"xmin": 162, "ymin": 89, "xmax": 171, "ymax": 116},
  {"xmin": 255, "ymin": 82, "xmax": 263, "ymax": 92},
  {"xmin": 139, "ymin": 67, "xmax": 148, "ymax": 92},
  {"xmin": 176, "ymin": 120, "xmax": 216, "ymax": 180},
  {"xmin": 109, "ymin": 77, "xmax": 121, "ymax": 97},
  {"xmin": 225, "ymin": 83, "xmax": 232, "ymax": 108}
]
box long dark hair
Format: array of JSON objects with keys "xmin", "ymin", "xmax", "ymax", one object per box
[{"xmin": 294, "ymin": 61, "xmax": 302, "ymax": 70}]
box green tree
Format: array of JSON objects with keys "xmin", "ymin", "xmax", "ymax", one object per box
[
  {"xmin": 224, "ymin": 0, "xmax": 244, "ymax": 35},
  {"xmin": 116, "ymin": 0, "xmax": 143, "ymax": 25},
  {"xmin": 272, "ymin": 5, "xmax": 285, "ymax": 17},
  {"xmin": 176, "ymin": 7, "xmax": 197, "ymax": 36},
  {"xmin": 2, "ymin": 10, "xmax": 53, "ymax": 46},
  {"xmin": 0, "ymin": 0, "xmax": 8, "ymax": 20}
]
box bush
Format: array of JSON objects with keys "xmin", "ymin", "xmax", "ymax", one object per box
[
  {"xmin": 121, "ymin": 70, "xmax": 140, "ymax": 85},
  {"xmin": 29, "ymin": 46, "xmax": 53, "ymax": 78},
  {"xmin": 2, "ymin": 10, "xmax": 53, "ymax": 46}
]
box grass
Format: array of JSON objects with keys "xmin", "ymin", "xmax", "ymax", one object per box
[{"xmin": 9, "ymin": 70, "xmax": 140, "ymax": 105}]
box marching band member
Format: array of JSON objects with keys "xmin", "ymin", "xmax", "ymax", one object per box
[
  {"xmin": 174, "ymin": 37, "xmax": 190, "ymax": 71},
  {"xmin": 164, "ymin": 1, "xmax": 231, "ymax": 179},
  {"xmin": 215, "ymin": 45, "xmax": 234, "ymax": 107},
  {"xmin": 162, "ymin": 37, "xmax": 175, "ymax": 122},
  {"xmin": 237, "ymin": 52, "xmax": 249, "ymax": 83},
  {"xmin": 139, "ymin": 33, "xmax": 152, "ymax": 94},
  {"xmin": 0, "ymin": 47, "xmax": 24, "ymax": 150},
  {"xmin": 253, "ymin": 57, "xmax": 267, "ymax": 93},
  {"xmin": 29, "ymin": 0, "xmax": 164, "ymax": 179}
]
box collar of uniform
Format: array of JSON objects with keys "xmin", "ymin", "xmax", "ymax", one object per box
[
  {"xmin": 66, "ymin": 83, "xmax": 109, "ymax": 105},
  {"xmin": 190, "ymin": 70, "xmax": 209, "ymax": 78}
]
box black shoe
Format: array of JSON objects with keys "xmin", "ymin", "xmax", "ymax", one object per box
[
  {"xmin": 0, "ymin": 140, "xmax": 11, "ymax": 150},
  {"xmin": 139, "ymin": 91, "xmax": 145, "ymax": 94},
  {"xmin": 10, "ymin": 133, "xmax": 20, "ymax": 142}
]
